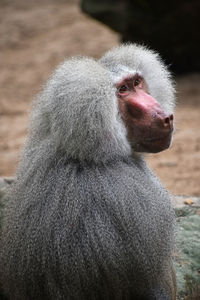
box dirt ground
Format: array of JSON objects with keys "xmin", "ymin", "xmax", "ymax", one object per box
[{"xmin": 0, "ymin": 0, "xmax": 200, "ymax": 196}]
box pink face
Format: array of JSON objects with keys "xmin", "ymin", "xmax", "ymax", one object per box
[{"xmin": 117, "ymin": 74, "xmax": 174, "ymax": 153}]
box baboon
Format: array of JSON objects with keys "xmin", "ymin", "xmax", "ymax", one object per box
[{"xmin": 0, "ymin": 44, "xmax": 176, "ymax": 300}]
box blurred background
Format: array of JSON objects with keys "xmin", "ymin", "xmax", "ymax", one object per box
[{"xmin": 0, "ymin": 0, "xmax": 200, "ymax": 196}]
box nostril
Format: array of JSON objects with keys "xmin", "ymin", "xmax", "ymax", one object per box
[
  {"xmin": 163, "ymin": 114, "xmax": 174, "ymax": 128},
  {"xmin": 165, "ymin": 117, "xmax": 170, "ymax": 125}
]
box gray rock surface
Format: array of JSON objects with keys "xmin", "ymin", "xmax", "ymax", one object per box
[{"xmin": 172, "ymin": 195, "xmax": 200, "ymax": 299}]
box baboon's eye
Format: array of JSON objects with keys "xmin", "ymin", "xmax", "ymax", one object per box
[
  {"xmin": 118, "ymin": 85, "xmax": 128, "ymax": 93},
  {"xmin": 134, "ymin": 77, "xmax": 141, "ymax": 87}
]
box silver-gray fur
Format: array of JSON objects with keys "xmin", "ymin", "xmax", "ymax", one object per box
[{"xmin": 0, "ymin": 47, "xmax": 176, "ymax": 300}]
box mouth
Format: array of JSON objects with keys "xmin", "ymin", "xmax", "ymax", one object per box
[{"xmin": 141, "ymin": 132, "xmax": 173, "ymax": 153}]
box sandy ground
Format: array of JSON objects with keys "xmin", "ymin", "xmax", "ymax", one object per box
[{"xmin": 0, "ymin": 0, "xmax": 200, "ymax": 196}]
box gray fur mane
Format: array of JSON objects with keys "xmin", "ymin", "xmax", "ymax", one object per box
[
  {"xmin": 0, "ymin": 47, "xmax": 176, "ymax": 300},
  {"xmin": 21, "ymin": 57, "xmax": 131, "ymax": 168}
]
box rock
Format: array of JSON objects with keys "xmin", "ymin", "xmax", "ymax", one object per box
[
  {"xmin": 172, "ymin": 195, "xmax": 200, "ymax": 299},
  {"xmin": 0, "ymin": 177, "xmax": 14, "ymax": 230}
]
